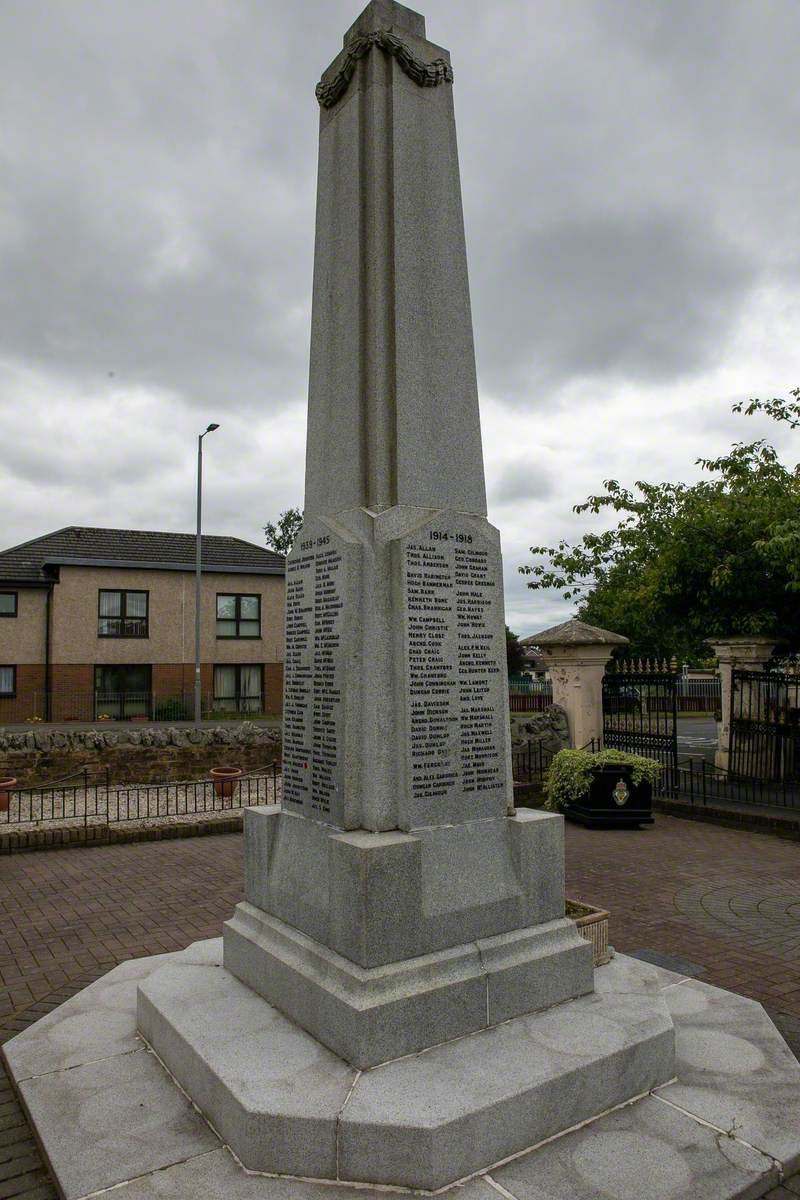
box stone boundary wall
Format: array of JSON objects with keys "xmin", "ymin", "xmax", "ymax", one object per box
[
  {"xmin": 510, "ymin": 706, "xmax": 570, "ymax": 757},
  {"xmin": 0, "ymin": 723, "xmax": 282, "ymax": 786},
  {"xmin": 0, "ymin": 814, "xmax": 246, "ymax": 855}
]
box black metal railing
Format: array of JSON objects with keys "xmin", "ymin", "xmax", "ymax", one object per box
[
  {"xmin": 511, "ymin": 739, "xmax": 556, "ymax": 786},
  {"xmin": 0, "ymin": 762, "xmax": 281, "ymax": 831},
  {"xmin": 729, "ymin": 669, "xmax": 800, "ymax": 783},
  {"xmin": 602, "ymin": 666, "xmax": 678, "ymax": 790},
  {"xmin": 674, "ymin": 754, "xmax": 800, "ymax": 812}
]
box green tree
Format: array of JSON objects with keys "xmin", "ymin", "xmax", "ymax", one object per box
[
  {"xmin": 733, "ymin": 388, "xmax": 800, "ymax": 590},
  {"xmin": 732, "ymin": 387, "xmax": 800, "ymax": 430},
  {"xmin": 506, "ymin": 626, "xmax": 526, "ymax": 677},
  {"xmin": 519, "ymin": 399, "xmax": 800, "ymax": 661},
  {"xmin": 264, "ymin": 507, "xmax": 304, "ymax": 556}
]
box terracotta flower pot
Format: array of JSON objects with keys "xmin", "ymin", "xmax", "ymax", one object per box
[
  {"xmin": 0, "ymin": 777, "xmax": 17, "ymax": 814},
  {"xmin": 210, "ymin": 767, "xmax": 243, "ymax": 800}
]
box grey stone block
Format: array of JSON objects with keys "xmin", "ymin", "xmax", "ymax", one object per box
[
  {"xmin": 174, "ymin": 936, "xmax": 224, "ymax": 965},
  {"xmin": 328, "ymin": 828, "xmax": 423, "ymax": 965},
  {"xmin": 657, "ymin": 978, "xmax": 800, "ymax": 1174},
  {"xmin": 508, "ymin": 807, "xmax": 566, "ymax": 925},
  {"xmin": 242, "ymin": 803, "xmax": 281, "ymax": 911},
  {"xmin": 224, "ymin": 903, "xmax": 596, "ymax": 1068},
  {"xmin": 239, "ymin": 807, "xmax": 568, "ymax": 970},
  {"xmin": 2, "ymin": 953, "xmax": 168, "ymax": 1081},
  {"xmin": 491, "ymin": 1093, "xmax": 778, "ymax": 1200},
  {"xmin": 138, "ymin": 959, "xmax": 354, "ymax": 1178},
  {"xmin": 223, "ymin": 902, "xmax": 488, "ymax": 1068},
  {"xmin": 246, "ymin": 805, "xmax": 333, "ymax": 943},
  {"xmin": 16, "ymin": 1047, "xmax": 217, "ymax": 1200},
  {"xmin": 338, "ymin": 987, "xmax": 675, "ymax": 1189},
  {"xmin": 478, "ymin": 919, "xmax": 593, "ymax": 1026}
]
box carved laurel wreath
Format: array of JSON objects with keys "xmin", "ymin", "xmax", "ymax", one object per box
[{"xmin": 316, "ymin": 29, "xmax": 453, "ymax": 108}]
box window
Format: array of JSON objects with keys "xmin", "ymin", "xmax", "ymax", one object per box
[
  {"xmin": 94, "ymin": 665, "xmax": 151, "ymax": 720},
  {"xmin": 98, "ymin": 590, "xmax": 148, "ymax": 638},
  {"xmin": 0, "ymin": 592, "xmax": 17, "ymax": 617},
  {"xmin": 0, "ymin": 666, "xmax": 16, "ymax": 697},
  {"xmin": 216, "ymin": 593, "xmax": 260, "ymax": 639},
  {"xmin": 213, "ymin": 664, "xmax": 262, "ymax": 713}
]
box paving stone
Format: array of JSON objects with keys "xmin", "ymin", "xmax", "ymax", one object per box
[
  {"xmin": 658, "ymin": 978, "xmax": 800, "ymax": 1174},
  {"xmin": 16, "ymin": 1048, "xmax": 218, "ymax": 1200},
  {"xmin": 2, "ymin": 955, "xmax": 167, "ymax": 1081},
  {"xmin": 629, "ymin": 948, "xmax": 708, "ymax": 977},
  {"xmin": 103, "ymin": 1146, "xmax": 496, "ymax": 1198},
  {"xmin": 491, "ymin": 1094, "xmax": 777, "ymax": 1200}
]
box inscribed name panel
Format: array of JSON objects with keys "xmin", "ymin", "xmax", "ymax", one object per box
[
  {"xmin": 282, "ymin": 521, "xmax": 360, "ymax": 828},
  {"xmin": 398, "ymin": 514, "xmax": 509, "ymax": 829}
]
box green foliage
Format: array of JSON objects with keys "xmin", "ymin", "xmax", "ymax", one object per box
[
  {"xmin": 506, "ymin": 626, "xmax": 526, "ymax": 676},
  {"xmin": 732, "ymin": 388, "xmax": 800, "ymax": 430},
  {"xmin": 520, "ymin": 395, "xmax": 800, "ymax": 660},
  {"xmin": 543, "ymin": 748, "xmax": 662, "ymax": 812},
  {"xmin": 264, "ymin": 507, "xmax": 304, "ymax": 556}
]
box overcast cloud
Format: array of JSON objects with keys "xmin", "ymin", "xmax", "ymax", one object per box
[{"xmin": 1, "ymin": 0, "xmax": 798, "ymax": 635}]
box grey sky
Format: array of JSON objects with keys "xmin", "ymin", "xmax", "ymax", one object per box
[{"xmin": 1, "ymin": 0, "xmax": 798, "ymax": 634}]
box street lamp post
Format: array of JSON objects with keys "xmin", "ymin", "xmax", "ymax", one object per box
[{"xmin": 195, "ymin": 423, "xmax": 220, "ymax": 727}]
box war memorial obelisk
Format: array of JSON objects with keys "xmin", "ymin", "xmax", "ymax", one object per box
[
  {"xmin": 140, "ymin": 0, "xmax": 675, "ymax": 1180},
  {"xmin": 7, "ymin": 5, "xmax": 800, "ymax": 1198}
]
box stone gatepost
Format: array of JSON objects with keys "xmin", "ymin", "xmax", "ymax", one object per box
[
  {"xmin": 709, "ymin": 636, "xmax": 778, "ymax": 770},
  {"xmin": 529, "ymin": 619, "xmax": 629, "ymax": 749}
]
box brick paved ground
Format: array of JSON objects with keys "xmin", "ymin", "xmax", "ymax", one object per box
[
  {"xmin": 565, "ymin": 815, "xmax": 800, "ymax": 1018},
  {"xmin": 1, "ymin": 814, "xmax": 799, "ymax": 1198}
]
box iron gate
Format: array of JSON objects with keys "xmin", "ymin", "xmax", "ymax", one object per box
[
  {"xmin": 729, "ymin": 669, "xmax": 800, "ymax": 782},
  {"xmin": 602, "ymin": 661, "xmax": 678, "ymax": 792}
]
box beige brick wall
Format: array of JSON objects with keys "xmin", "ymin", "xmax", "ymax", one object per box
[
  {"xmin": 50, "ymin": 567, "xmax": 284, "ymax": 666},
  {"xmin": 0, "ymin": 588, "xmax": 47, "ymax": 663}
]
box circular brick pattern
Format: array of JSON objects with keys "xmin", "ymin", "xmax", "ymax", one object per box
[{"xmin": 673, "ymin": 877, "xmax": 800, "ymax": 960}]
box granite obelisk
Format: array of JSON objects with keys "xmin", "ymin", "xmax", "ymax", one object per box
[
  {"xmin": 219, "ymin": 0, "xmax": 598, "ymax": 1070},
  {"xmin": 138, "ymin": 2, "xmax": 674, "ymax": 1182}
]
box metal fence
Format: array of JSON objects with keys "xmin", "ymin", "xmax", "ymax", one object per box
[
  {"xmin": 675, "ymin": 677, "xmax": 721, "ymax": 714},
  {"xmin": 675, "ymin": 755, "xmax": 800, "ymax": 811},
  {"xmin": 511, "ymin": 739, "xmax": 555, "ymax": 785},
  {"xmin": 2, "ymin": 690, "xmax": 276, "ymax": 723},
  {"xmin": 0, "ymin": 761, "xmax": 281, "ymax": 831},
  {"xmin": 509, "ymin": 682, "xmax": 553, "ymax": 712},
  {"xmin": 729, "ymin": 669, "xmax": 800, "ymax": 783}
]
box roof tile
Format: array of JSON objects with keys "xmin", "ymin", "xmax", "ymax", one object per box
[{"xmin": 0, "ymin": 526, "xmax": 285, "ymax": 583}]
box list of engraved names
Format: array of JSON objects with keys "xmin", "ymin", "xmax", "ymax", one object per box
[
  {"xmin": 283, "ymin": 537, "xmax": 345, "ymax": 818},
  {"xmin": 404, "ymin": 530, "xmax": 504, "ymax": 808}
]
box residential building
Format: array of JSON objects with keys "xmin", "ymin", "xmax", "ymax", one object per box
[{"xmin": 0, "ymin": 527, "xmax": 285, "ymax": 722}]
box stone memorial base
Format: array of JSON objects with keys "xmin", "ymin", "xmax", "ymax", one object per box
[
  {"xmin": 5, "ymin": 945, "xmax": 800, "ymax": 1200},
  {"xmin": 227, "ymin": 806, "xmax": 593, "ymax": 1068}
]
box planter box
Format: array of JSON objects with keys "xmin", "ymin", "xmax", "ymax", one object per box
[
  {"xmin": 566, "ymin": 899, "xmax": 610, "ymax": 966},
  {"xmin": 564, "ymin": 764, "xmax": 654, "ymax": 828}
]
